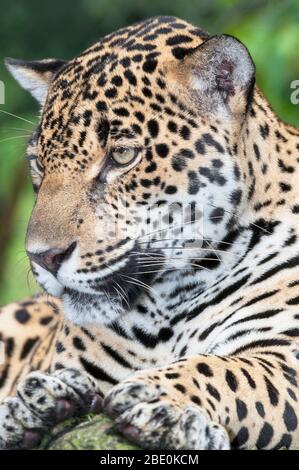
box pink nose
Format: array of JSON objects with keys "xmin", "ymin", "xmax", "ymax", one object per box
[{"xmin": 27, "ymin": 242, "xmax": 76, "ymax": 275}]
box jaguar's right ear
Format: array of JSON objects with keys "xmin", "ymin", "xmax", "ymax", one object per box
[
  {"xmin": 5, "ymin": 58, "xmax": 67, "ymax": 106},
  {"xmin": 176, "ymin": 35, "xmax": 255, "ymax": 120}
]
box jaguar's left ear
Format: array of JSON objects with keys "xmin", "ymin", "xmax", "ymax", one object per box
[
  {"xmin": 5, "ymin": 58, "xmax": 67, "ymax": 106},
  {"xmin": 180, "ymin": 34, "xmax": 255, "ymax": 118}
]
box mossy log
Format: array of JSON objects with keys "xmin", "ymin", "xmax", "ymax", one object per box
[{"xmin": 38, "ymin": 414, "xmax": 139, "ymax": 450}]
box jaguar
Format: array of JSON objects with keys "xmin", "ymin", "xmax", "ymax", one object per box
[{"xmin": 1, "ymin": 15, "xmax": 299, "ymax": 450}]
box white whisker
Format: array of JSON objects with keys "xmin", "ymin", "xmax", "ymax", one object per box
[
  {"xmin": 0, "ymin": 134, "xmax": 31, "ymax": 144},
  {"xmin": 112, "ymin": 280, "xmax": 130, "ymax": 309},
  {"xmin": 0, "ymin": 109, "xmax": 35, "ymax": 125},
  {"xmin": 207, "ymin": 201, "xmax": 271, "ymax": 235},
  {"xmin": 120, "ymin": 274, "xmax": 158, "ymax": 296}
]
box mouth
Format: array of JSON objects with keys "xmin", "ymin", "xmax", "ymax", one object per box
[
  {"xmin": 61, "ymin": 263, "xmax": 160, "ymax": 327},
  {"xmin": 63, "ymin": 256, "xmax": 159, "ymax": 311},
  {"xmin": 60, "ymin": 248, "xmax": 165, "ymax": 327},
  {"xmin": 33, "ymin": 244, "xmax": 165, "ymax": 326}
]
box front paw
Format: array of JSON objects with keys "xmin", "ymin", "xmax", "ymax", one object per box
[
  {"xmin": 0, "ymin": 368, "xmax": 102, "ymax": 450},
  {"xmin": 104, "ymin": 379, "xmax": 230, "ymax": 450}
]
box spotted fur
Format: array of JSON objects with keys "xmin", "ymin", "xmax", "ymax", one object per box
[{"xmin": 1, "ymin": 16, "xmax": 299, "ymax": 450}]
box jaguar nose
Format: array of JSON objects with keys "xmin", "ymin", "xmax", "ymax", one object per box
[{"xmin": 27, "ymin": 242, "xmax": 77, "ymax": 275}]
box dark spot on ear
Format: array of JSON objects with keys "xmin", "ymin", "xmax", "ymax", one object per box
[{"xmin": 216, "ymin": 60, "xmax": 235, "ymax": 101}]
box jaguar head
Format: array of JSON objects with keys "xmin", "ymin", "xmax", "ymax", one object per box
[{"xmin": 6, "ymin": 17, "xmax": 255, "ymax": 326}]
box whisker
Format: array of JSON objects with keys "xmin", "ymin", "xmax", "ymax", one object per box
[
  {"xmin": 132, "ymin": 247, "xmax": 237, "ymax": 255},
  {"xmin": 130, "ymin": 264, "xmax": 211, "ymax": 275},
  {"xmin": 207, "ymin": 201, "xmax": 271, "ymax": 235},
  {"xmin": 136, "ymin": 259, "xmax": 211, "ymax": 271},
  {"xmin": 137, "ymin": 256, "xmax": 217, "ymax": 264},
  {"xmin": 0, "ymin": 127, "xmax": 33, "ymax": 132},
  {"xmin": 121, "ymin": 277, "xmax": 152, "ymax": 293},
  {"xmin": 0, "ymin": 134, "xmax": 31, "ymax": 144},
  {"xmin": 138, "ymin": 236, "xmax": 244, "ymax": 248},
  {"xmin": 112, "ymin": 284, "xmax": 127, "ymax": 308},
  {"xmin": 0, "ymin": 109, "xmax": 35, "ymax": 125},
  {"xmin": 138, "ymin": 238, "xmax": 188, "ymax": 244},
  {"xmin": 203, "ymin": 236, "xmax": 226, "ymax": 268},
  {"xmin": 26, "ymin": 267, "xmax": 37, "ymax": 296},
  {"xmin": 112, "ymin": 280, "xmax": 130, "ymax": 309},
  {"xmin": 120, "ymin": 274, "xmax": 158, "ymax": 296},
  {"xmin": 12, "ymin": 255, "xmax": 29, "ymax": 269},
  {"xmin": 205, "ymin": 237, "xmax": 244, "ymax": 247},
  {"xmin": 137, "ymin": 217, "xmax": 202, "ymax": 241}
]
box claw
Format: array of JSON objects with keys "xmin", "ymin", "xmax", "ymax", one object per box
[
  {"xmin": 118, "ymin": 423, "xmax": 140, "ymax": 442},
  {"xmin": 0, "ymin": 369, "xmax": 100, "ymax": 450},
  {"xmin": 103, "ymin": 399, "xmax": 114, "ymax": 418},
  {"xmin": 55, "ymin": 399, "xmax": 76, "ymax": 422},
  {"xmin": 89, "ymin": 394, "xmax": 103, "ymax": 414},
  {"xmin": 23, "ymin": 430, "xmax": 42, "ymax": 449}
]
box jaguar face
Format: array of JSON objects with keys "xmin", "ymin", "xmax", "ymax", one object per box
[{"xmin": 5, "ymin": 17, "xmax": 255, "ymax": 326}]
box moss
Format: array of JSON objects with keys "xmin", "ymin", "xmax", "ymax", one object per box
[{"xmin": 38, "ymin": 414, "xmax": 139, "ymax": 450}]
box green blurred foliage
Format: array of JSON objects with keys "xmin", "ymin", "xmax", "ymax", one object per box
[{"xmin": 0, "ymin": 0, "xmax": 298, "ymax": 305}]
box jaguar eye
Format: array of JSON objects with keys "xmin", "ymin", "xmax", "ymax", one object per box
[{"xmin": 111, "ymin": 147, "xmax": 138, "ymax": 165}]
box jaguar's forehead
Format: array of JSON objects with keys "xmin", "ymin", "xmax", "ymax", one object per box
[
  {"xmin": 55, "ymin": 16, "xmax": 208, "ymax": 82},
  {"xmin": 34, "ymin": 17, "xmax": 208, "ymax": 169}
]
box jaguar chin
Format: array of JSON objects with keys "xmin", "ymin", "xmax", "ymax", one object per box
[
  {"xmin": 62, "ymin": 287, "xmax": 124, "ymax": 326},
  {"xmin": 61, "ymin": 264, "xmax": 158, "ymax": 327}
]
